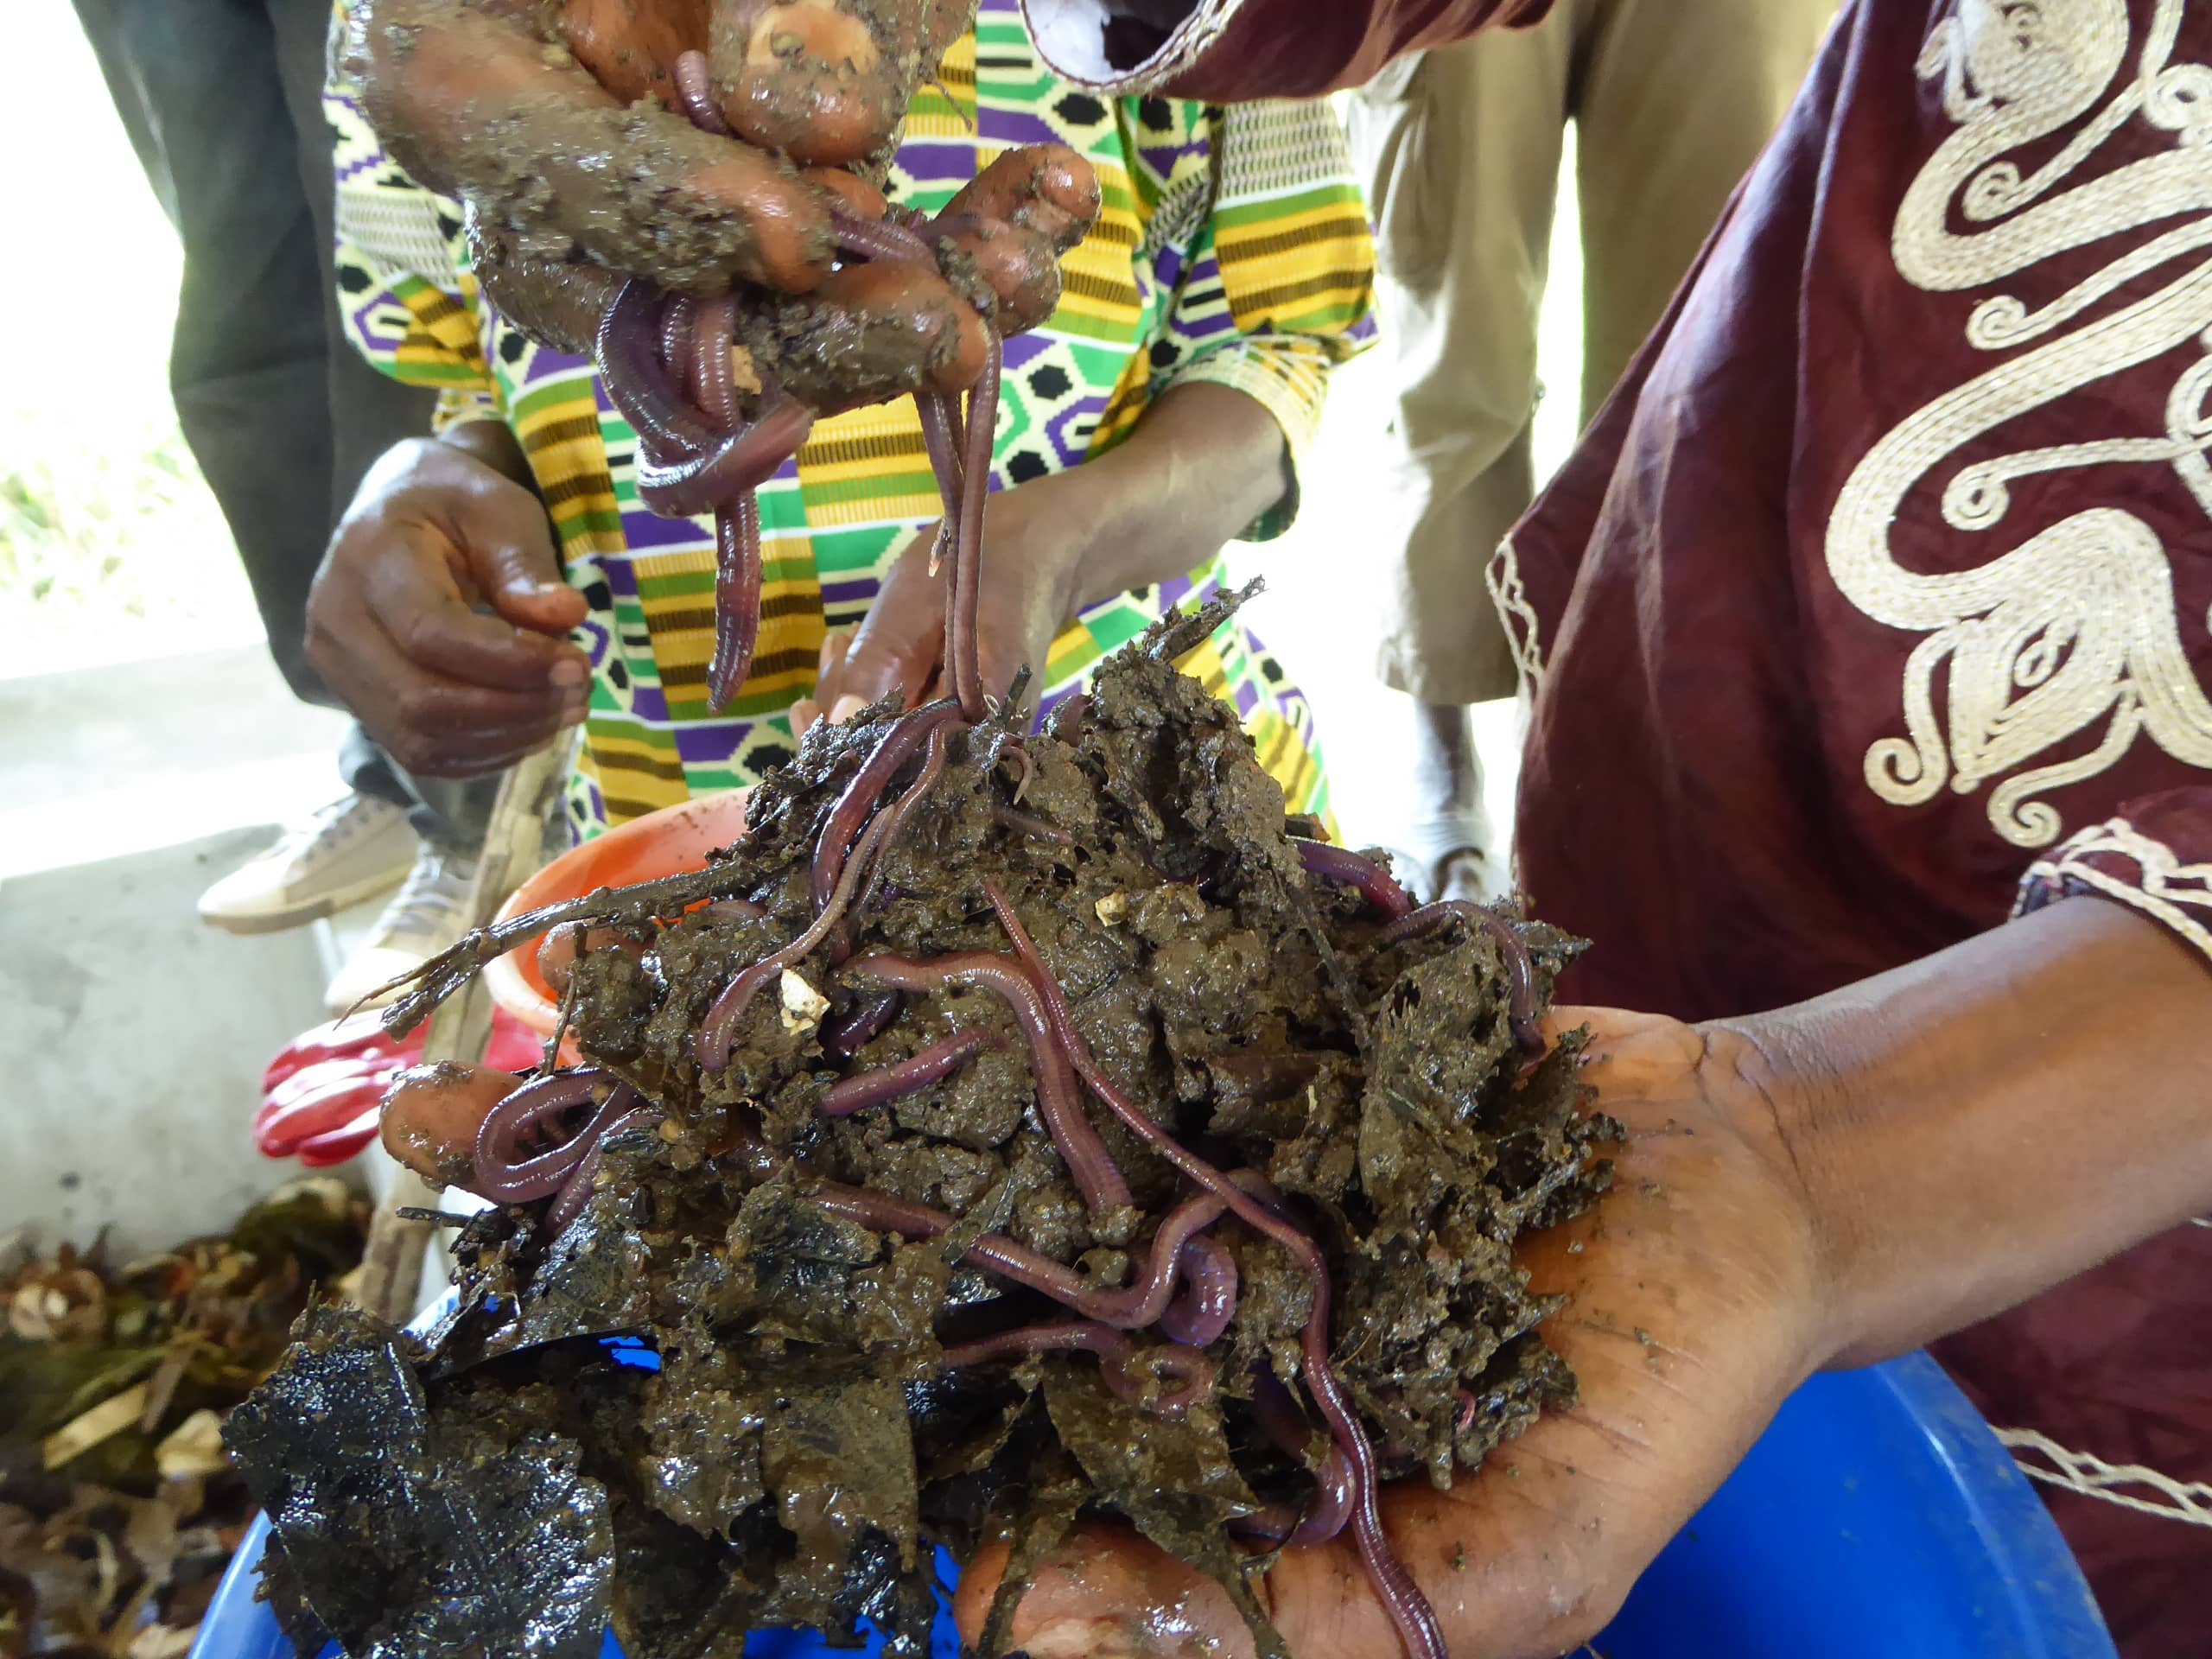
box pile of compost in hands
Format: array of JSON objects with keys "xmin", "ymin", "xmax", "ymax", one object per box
[{"xmin": 225, "ymin": 594, "xmax": 1619, "ymax": 1659}]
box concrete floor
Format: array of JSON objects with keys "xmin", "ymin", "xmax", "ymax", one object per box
[{"xmin": 0, "ymin": 649, "xmax": 364, "ymax": 1257}]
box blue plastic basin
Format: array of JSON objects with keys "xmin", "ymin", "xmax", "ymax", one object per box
[{"xmin": 193, "ymin": 1352, "xmax": 2111, "ymax": 1659}]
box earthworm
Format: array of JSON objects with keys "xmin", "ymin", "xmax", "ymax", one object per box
[
  {"xmin": 983, "ymin": 731, "xmax": 1033, "ymax": 800},
  {"xmin": 949, "ymin": 330, "xmax": 1001, "ymax": 721},
  {"xmin": 818, "ymin": 1028, "xmax": 1004, "ymax": 1116},
  {"xmin": 1232, "ymin": 1370, "xmax": 1357, "ymax": 1548},
  {"xmin": 992, "ymin": 805, "xmax": 1070, "ymax": 844},
  {"xmin": 812, "ymin": 1182, "xmax": 1232, "ymax": 1339},
  {"xmin": 697, "ymin": 807, "xmax": 898, "ymax": 1070},
  {"xmin": 1455, "ymin": 1389, "xmax": 1478, "ymax": 1437},
  {"xmin": 632, "ymin": 393, "xmax": 812, "ymax": 518},
  {"xmin": 850, "ymin": 723, "xmax": 955, "ymax": 924},
  {"xmin": 546, "ymin": 1105, "xmax": 661, "ymax": 1234},
  {"xmin": 938, "ymin": 1321, "xmax": 1215, "ymax": 1419},
  {"xmin": 845, "ymin": 952, "xmax": 1130, "ymax": 1213},
  {"xmin": 1156, "ymin": 1233, "xmax": 1237, "ymax": 1347},
  {"xmin": 659, "ymin": 293, "xmax": 697, "ymax": 391},
  {"xmin": 980, "ymin": 881, "xmax": 1446, "ymax": 1659},
  {"xmin": 708, "ymin": 490, "xmax": 764, "ymax": 709},
  {"xmin": 1382, "ymin": 901, "xmax": 1544, "ymax": 1054},
  {"xmin": 830, "ymin": 207, "xmax": 934, "ymax": 265},
  {"xmin": 471, "ymin": 1070, "xmax": 644, "ymax": 1204},
  {"xmin": 690, "ymin": 294, "xmax": 740, "ymax": 423},
  {"xmin": 821, "ymin": 987, "xmax": 903, "ymax": 1058},
  {"xmin": 596, "ymin": 281, "xmax": 715, "ymax": 459},
  {"xmin": 918, "ymin": 392, "xmax": 966, "ymax": 575},
  {"xmin": 1294, "ymin": 839, "xmax": 1414, "ymax": 922},
  {"xmin": 671, "ymin": 50, "xmax": 729, "ymax": 137},
  {"xmin": 813, "ymin": 700, "xmax": 964, "ymax": 915}
]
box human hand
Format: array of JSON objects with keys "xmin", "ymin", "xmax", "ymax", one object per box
[
  {"xmin": 348, "ymin": 2, "xmax": 1098, "ymax": 410},
  {"xmin": 305, "ymin": 434, "xmax": 592, "ymax": 779},
  {"xmin": 792, "ymin": 470, "xmax": 1094, "ymax": 730},
  {"xmin": 953, "ymin": 1009, "xmax": 1833, "ymax": 1657}
]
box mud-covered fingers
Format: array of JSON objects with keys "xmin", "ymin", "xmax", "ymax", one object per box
[
  {"xmin": 467, "ymin": 221, "xmax": 626, "ymax": 359},
  {"xmin": 379, "ymin": 1064, "xmax": 524, "ymax": 1185},
  {"xmin": 705, "ymin": 0, "xmax": 976, "ymax": 167},
  {"xmin": 944, "ymin": 143, "xmax": 1102, "ymax": 251},
  {"xmin": 353, "ymin": 0, "xmax": 832, "ymax": 292},
  {"xmin": 747, "ymin": 260, "xmax": 989, "ymax": 409},
  {"xmin": 932, "ymin": 214, "xmax": 1065, "ymax": 333}
]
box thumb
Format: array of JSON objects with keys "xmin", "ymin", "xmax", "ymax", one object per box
[
  {"xmin": 829, "ymin": 540, "xmax": 947, "ymax": 715},
  {"xmin": 451, "ymin": 479, "xmax": 590, "ymax": 635}
]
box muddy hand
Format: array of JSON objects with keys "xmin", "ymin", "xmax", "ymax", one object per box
[
  {"xmin": 348, "ymin": 0, "xmax": 970, "ymax": 296},
  {"xmin": 955, "ymin": 1010, "xmax": 1831, "ymax": 1658}
]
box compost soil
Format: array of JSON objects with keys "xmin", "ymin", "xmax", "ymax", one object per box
[{"xmin": 226, "ymin": 598, "xmax": 1619, "ymax": 1659}]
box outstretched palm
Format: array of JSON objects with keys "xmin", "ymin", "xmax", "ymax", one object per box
[{"xmin": 956, "ymin": 1011, "xmax": 1831, "ymax": 1658}]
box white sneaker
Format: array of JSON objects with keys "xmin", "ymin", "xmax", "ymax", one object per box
[
  {"xmin": 198, "ymin": 794, "xmax": 416, "ymax": 935},
  {"xmin": 323, "ymin": 842, "xmax": 480, "ymax": 1016}
]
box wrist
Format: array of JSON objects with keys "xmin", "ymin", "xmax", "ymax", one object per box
[
  {"xmin": 1694, "ymin": 1014, "xmax": 1869, "ymax": 1376},
  {"xmin": 995, "ymin": 471, "xmax": 1108, "ymax": 619},
  {"xmin": 438, "ymin": 419, "xmax": 535, "ymax": 489}
]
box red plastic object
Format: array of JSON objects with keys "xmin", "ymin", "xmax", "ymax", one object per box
[{"xmin": 254, "ymin": 1009, "xmax": 543, "ymax": 1166}]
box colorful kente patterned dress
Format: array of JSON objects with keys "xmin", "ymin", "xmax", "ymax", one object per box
[{"xmin": 327, "ymin": 0, "xmax": 1376, "ymax": 841}]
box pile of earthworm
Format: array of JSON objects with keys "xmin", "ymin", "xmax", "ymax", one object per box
[{"xmin": 593, "ymin": 48, "xmax": 1004, "ymax": 712}]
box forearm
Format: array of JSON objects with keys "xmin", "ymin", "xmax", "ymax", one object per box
[
  {"xmin": 1722, "ymin": 898, "xmax": 2212, "ymax": 1370},
  {"xmin": 1044, "ymin": 382, "xmax": 1287, "ymax": 613}
]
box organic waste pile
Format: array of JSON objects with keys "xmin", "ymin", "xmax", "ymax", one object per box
[
  {"xmin": 226, "ymin": 588, "xmax": 1621, "ymax": 1659},
  {"xmin": 1, "ymin": 1182, "xmax": 367, "ymax": 1657}
]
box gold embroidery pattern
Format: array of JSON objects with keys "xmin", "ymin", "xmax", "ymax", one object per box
[
  {"xmin": 1830, "ymin": 0, "xmax": 2212, "ymax": 848},
  {"xmin": 1486, "ymin": 532, "xmax": 1548, "ymax": 709},
  {"xmin": 2018, "ymin": 813, "xmax": 2212, "ymax": 953}
]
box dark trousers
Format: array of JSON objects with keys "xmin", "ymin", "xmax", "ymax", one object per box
[{"xmin": 73, "ymin": 0, "xmax": 496, "ymax": 848}]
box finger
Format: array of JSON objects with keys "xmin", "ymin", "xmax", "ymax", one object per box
[
  {"xmin": 944, "ymin": 143, "xmax": 1102, "ymax": 252},
  {"xmin": 552, "ymin": 0, "xmax": 698, "ymax": 104},
  {"xmin": 747, "ymin": 261, "xmax": 989, "ymax": 408},
  {"xmin": 834, "ymin": 563, "xmax": 946, "ymax": 712},
  {"xmin": 314, "ymin": 609, "xmax": 586, "ymax": 778},
  {"xmin": 705, "ymin": 0, "xmax": 969, "ymax": 168},
  {"xmin": 467, "ymin": 221, "xmax": 623, "ymax": 359},
  {"xmin": 957, "ymin": 1526, "xmax": 1260, "ymax": 1659},
  {"xmin": 800, "ymin": 166, "xmax": 891, "ymax": 222},
  {"xmin": 359, "ymin": 541, "xmax": 588, "ymax": 692},
  {"xmin": 353, "ymin": 0, "xmax": 832, "ymax": 292},
  {"xmin": 439, "ymin": 486, "xmax": 594, "ymax": 636},
  {"xmin": 381, "ymin": 1063, "xmax": 524, "ymax": 1185},
  {"xmin": 935, "ymin": 215, "xmax": 1065, "ymax": 334},
  {"xmin": 790, "ymin": 697, "xmax": 821, "ymax": 735}
]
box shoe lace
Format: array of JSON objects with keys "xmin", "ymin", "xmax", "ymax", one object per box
[
  {"xmin": 377, "ymin": 846, "xmax": 480, "ymax": 939},
  {"xmin": 276, "ymin": 794, "xmax": 383, "ymax": 858}
]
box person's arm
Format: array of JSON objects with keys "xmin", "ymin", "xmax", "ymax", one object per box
[
  {"xmin": 1744, "ymin": 878, "xmax": 2212, "ymax": 1370},
  {"xmin": 805, "ymin": 93, "xmax": 1376, "ymax": 722},
  {"xmin": 797, "ymin": 381, "xmax": 1288, "ymax": 725},
  {"xmin": 1022, "ymin": 0, "xmax": 1554, "ymax": 100},
  {"xmin": 956, "ymin": 892, "xmax": 2212, "ymax": 1657}
]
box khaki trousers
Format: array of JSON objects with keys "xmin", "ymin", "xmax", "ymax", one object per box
[{"xmin": 1348, "ymin": 0, "xmax": 1837, "ymax": 705}]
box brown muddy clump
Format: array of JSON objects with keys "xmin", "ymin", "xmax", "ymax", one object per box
[{"xmin": 226, "ymin": 595, "xmax": 1618, "ymax": 1659}]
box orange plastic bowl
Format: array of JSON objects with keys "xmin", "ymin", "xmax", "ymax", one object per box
[{"xmin": 486, "ymin": 790, "xmax": 751, "ymax": 1042}]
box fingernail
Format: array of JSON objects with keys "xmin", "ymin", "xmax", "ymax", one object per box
[
  {"xmin": 817, "ymin": 632, "xmax": 840, "ymax": 677},
  {"xmin": 550, "ymin": 658, "xmax": 587, "ymax": 687},
  {"xmin": 829, "ymin": 693, "xmax": 866, "ymax": 725}
]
